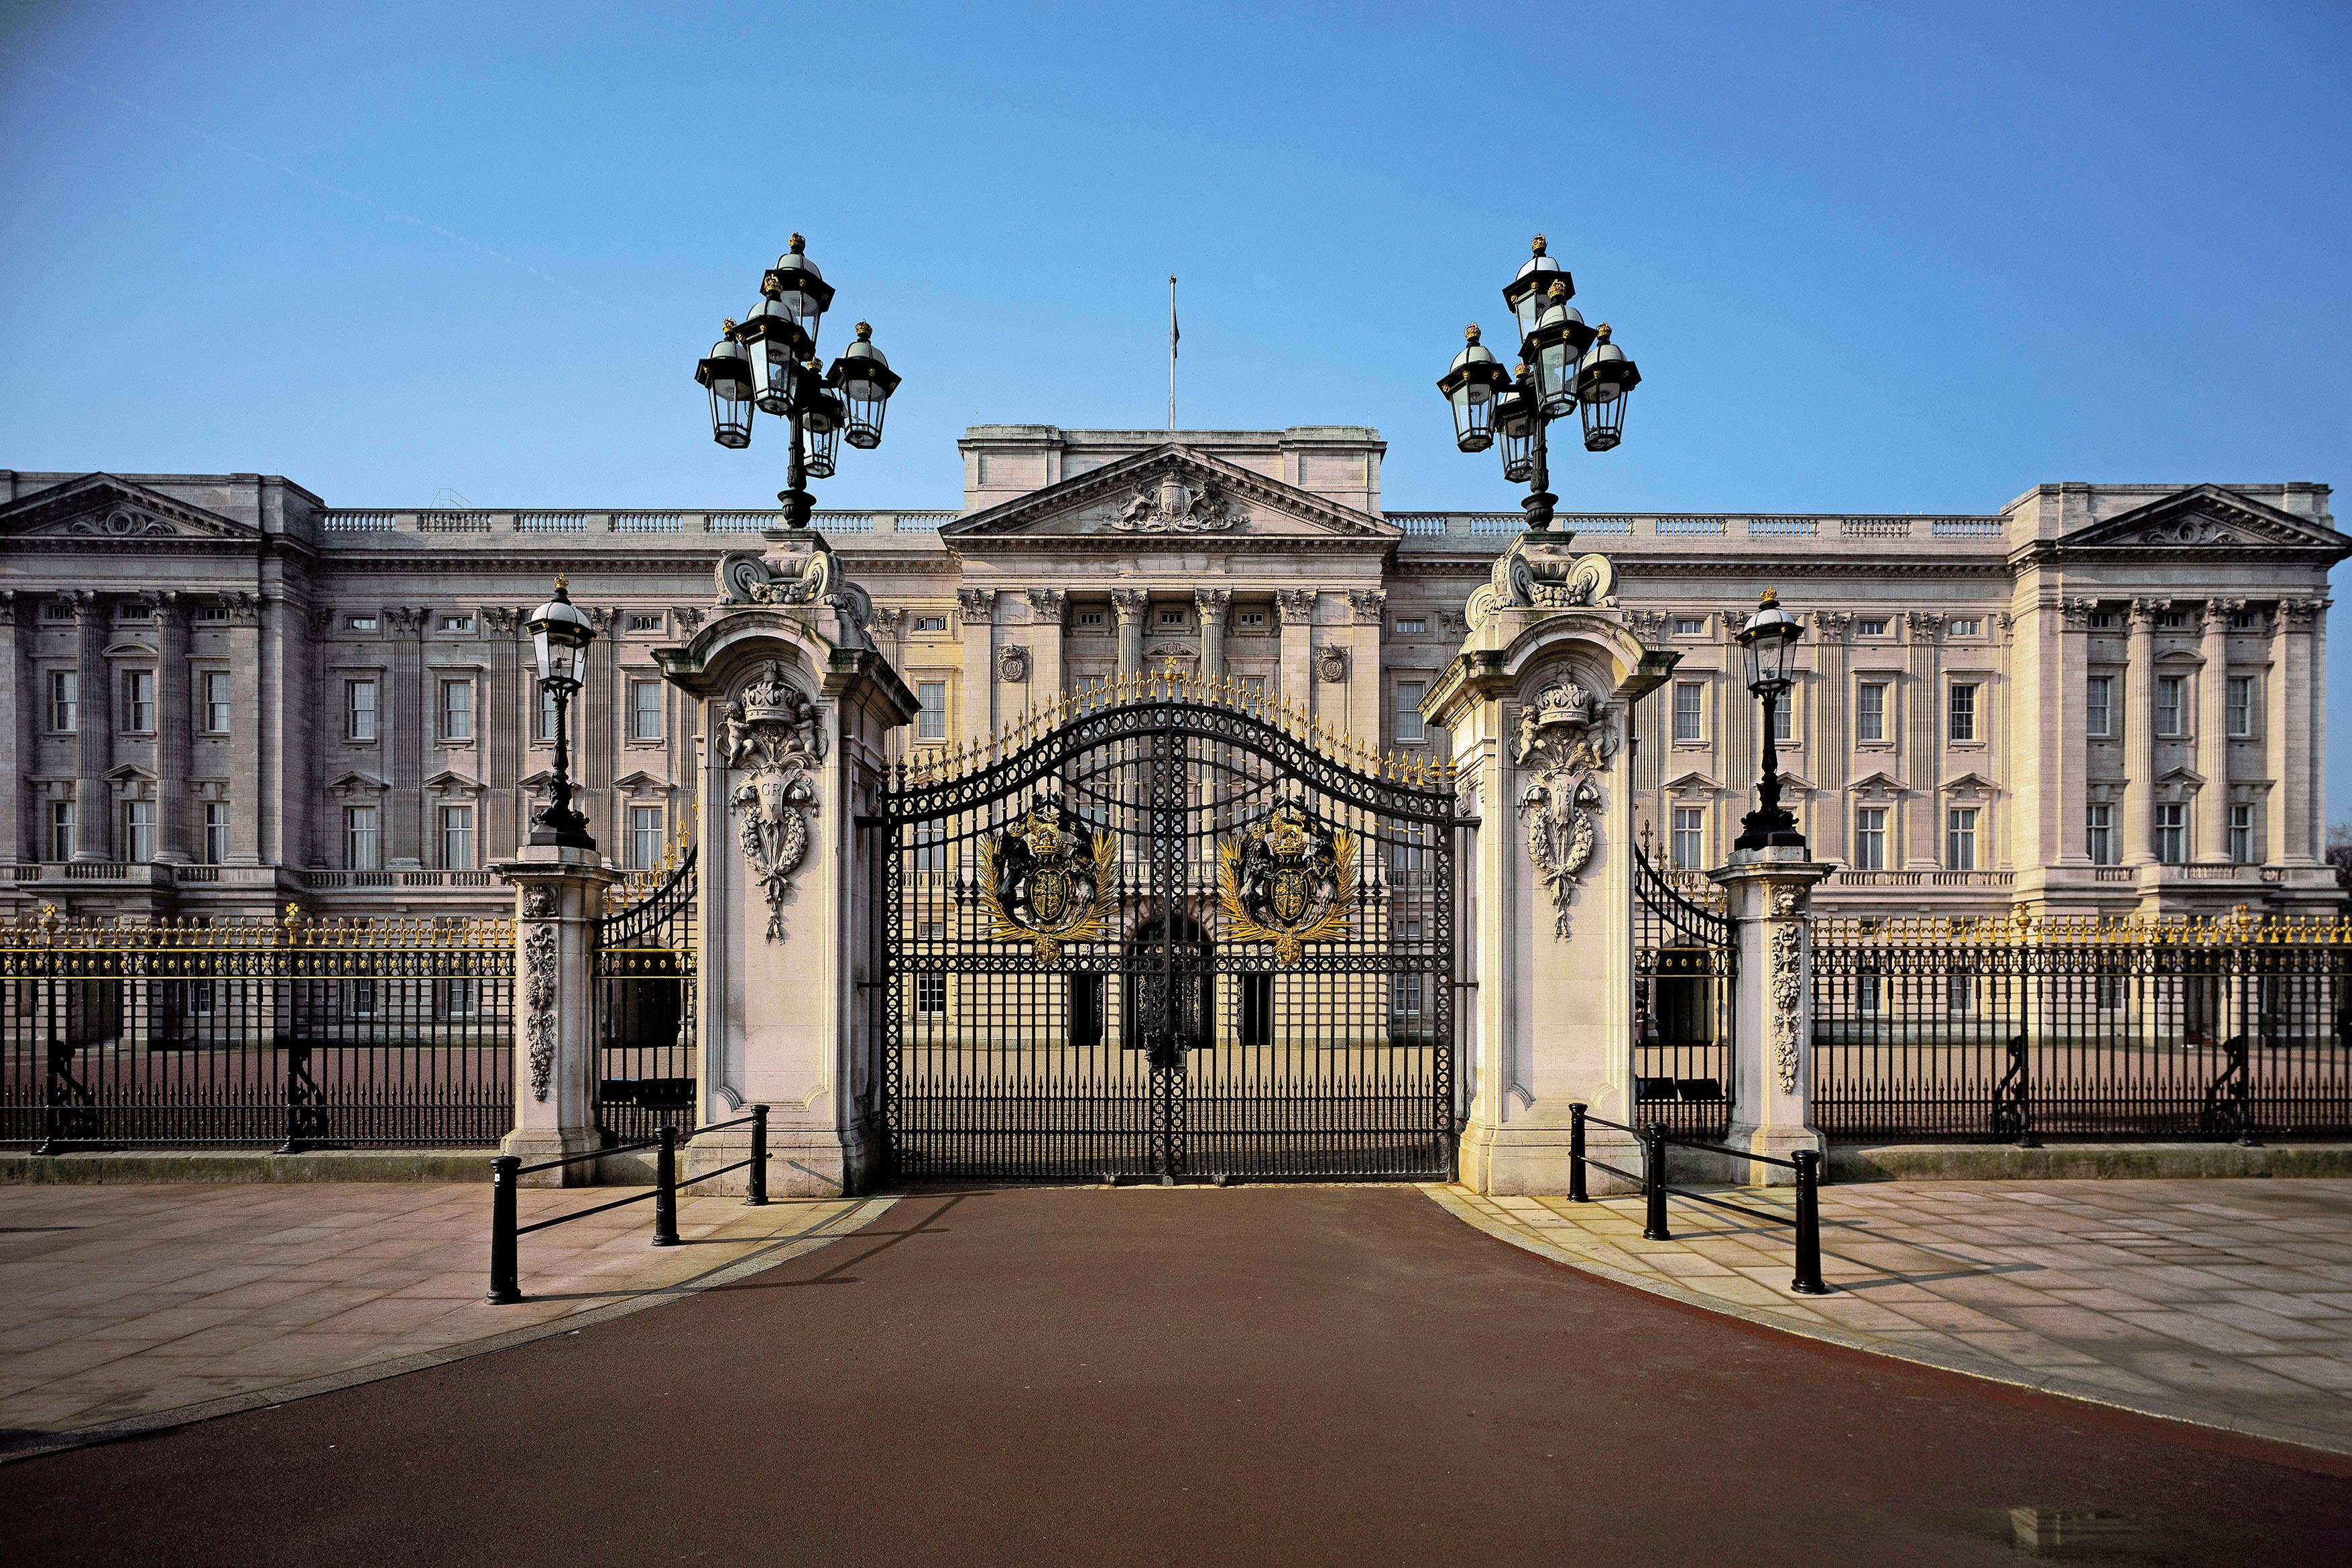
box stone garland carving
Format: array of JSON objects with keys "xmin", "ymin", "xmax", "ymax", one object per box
[
  {"xmin": 521, "ymin": 885, "xmax": 558, "ymax": 1102},
  {"xmin": 997, "ymin": 644, "xmax": 1031, "ymax": 682},
  {"xmin": 1769, "ymin": 912, "xmax": 1804, "ymax": 1095},
  {"xmin": 723, "ymin": 662, "xmax": 825, "ymax": 943},
  {"xmin": 1315, "ymin": 644, "xmax": 1348, "ymax": 682},
  {"xmin": 1112, "ymin": 475, "xmax": 1246, "ymax": 533},
  {"xmin": 1516, "ymin": 678, "xmax": 1617, "ymax": 937},
  {"xmin": 1466, "ymin": 536, "xmax": 1616, "ymax": 633}
]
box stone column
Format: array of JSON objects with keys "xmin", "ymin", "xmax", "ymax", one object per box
[
  {"xmin": 482, "ymin": 606, "xmax": 524, "ymax": 861},
  {"xmin": 2196, "ymin": 599, "xmax": 2237, "ymax": 863},
  {"xmin": 2054, "ymin": 598, "xmax": 2096, "ymax": 864},
  {"xmin": 1276, "ymin": 588, "xmax": 1315, "ymax": 711},
  {"xmin": 491, "ymin": 846, "xmax": 622, "ymax": 1180},
  {"xmin": 1711, "ymin": 851, "xmax": 1830, "ymax": 1183},
  {"xmin": 1024, "ymin": 589, "xmax": 1066, "ymax": 705},
  {"xmin": 1346, "ymin": 588, "xmax": 1385, "ymax": 744},
  {"xmin": 70, "ymin": 591, "xmax": 109, "ymax": 861},
  {"xmin": 2278, "ymin": 598, "xmax": 2324, "ymax": 865},
  {"xmin": 385, "ymin": 606, "xmax": 427, "ymax": 867},
  {"xmin": 2121, "ymin": 597, "xmax": 2162, "ymax": 866},
  {"xmin": 1109, "ymin": 588, "xmax": 1148, "ymax": 683},
  {"xmin": 228, "ymin": 593, "xmax": 267, "ymax": 865},
  {"xmin": 1902, "ymin": 611, "xmax": 1942, "ymax": 867},
  {"xmin": 1811, "ymin": 613, "xmax": 1850, "ymax": 865},
  {"xmin": 0, "ymin": 593, "xmax": 27, "ymax": 867},
  {"xmin": 581, "ymin": 607, "xmax": 618, "ymax": 851},
  {"xmin": 957, "ymin": 588, "xmax": 996, "ymax": 741},
  {"xmin": 1194, "ymin": 589, "xmax": 1229, "ymax": 686},
  {"xmin": 153, "ymin": 593, "xmax": 192, "ymax": 863},
  {"xmin": 1424, "ymin": 601, "xmax": 1673, "ymax": 1195}
]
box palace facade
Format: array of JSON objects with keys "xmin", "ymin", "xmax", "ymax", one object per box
[{"xmin": 2, "ymin": 424, "xmax": 2341, "ymax": 922}]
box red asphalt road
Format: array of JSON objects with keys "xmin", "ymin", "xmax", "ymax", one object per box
[{"xmin": 7, "ymin": 1186, "xmax": 2351, "ymax": 1566}]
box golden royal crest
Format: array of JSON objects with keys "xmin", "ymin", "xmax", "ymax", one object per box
[
  {"xmin": 981, "ymin": 798, "xmax": 1118, "ymax": 965},
  {"xmin": 1218, "ymin": 802, "xmax": 1356, "ymax": 965}
]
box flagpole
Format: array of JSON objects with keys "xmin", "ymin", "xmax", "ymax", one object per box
[{"xmin": 1168, "ymin": 274, "xmax": 1177, "ymax": 433}]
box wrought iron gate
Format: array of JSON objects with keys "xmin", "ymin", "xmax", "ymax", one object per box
[
  {"xmin": 1633, "ymin": 824, "xmax": 1736, "ymax": 1140},
  {"xmin": 593, "ymin": 846, "xmax": 698, "ymax": 1141},
  {"xmin": 874, "ymin": 672, "xmax": 1458, "ymax": 1183}
]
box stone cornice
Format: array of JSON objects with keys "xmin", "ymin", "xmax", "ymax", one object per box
[{"xmin": 945, "ymin": 443, "xmax": 1398, "ymax": 545}]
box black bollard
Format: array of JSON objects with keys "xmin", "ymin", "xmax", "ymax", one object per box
[
  {"xmin": 1790, "ymin": 1148, "xmax": 1830, "ymax": 1294},
  {"xmin": 1568, "ymin": 1102, "xmax": 1590, "ymax": 1203},
  {"xmin": 1642, "ymin": 1122, "xmax": 1671, "ymax": 1241},
  {"xmin": 747, "ymin": 1103, "xmax": 769, "ymax": 1206},
  {"xmin": 652, "ymin": 1126, "xmax": 680, "ymax": 1246},
  {"xmin": 487, "ymin": 1155, "xmax": 522, "ymax": 1303}
]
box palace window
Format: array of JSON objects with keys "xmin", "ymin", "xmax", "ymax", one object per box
[
  {"xmin": 1395, "ymin": 617, "xmax": 1426, "ymax": 636},
  {"xmin": 1947, "ymin": 975, "xmax": 1975, "ymax": 1015},
  {"xmin": 203, "ymin": 803, "xmax": 231, "ymax": 865},
  {"xmin": 436, "ymin": 979, "xmax": 479, "ymax": 1018},
  {"xmin": 49, "ymin": 670, "xmax": 77, "ymax": 733},
  {"xmin": 347, "ymin": 979, "xmax": 378, "ymax": 1019},
  {"xmin": 914, "ymin": 614, "xmax": 949, "ymax": 634},
  {"xmin": 117, "ymin": 601, "xmax": 153, "ymax": 623},
  {"xmin": 1673, "ymin": 617, "xmax": 1706, "ymax": 636},
  {"xmin": 1854, "ymin": 617, "xmax": 1888, "ymax": 637},
  {"xmin": 1238, "ymin": 675, "xmax": 1267, "ymax": 699},
  {"xmin": 2227, "ymin": 676, "xmax": 2254, "ymax": 737},
  {"xmin": 1771, "ymin": 690, "xmax": 1793, "ymax": 743},
  {"xmin": 2155, "ymin": 676, "xmax": 2185, "ymax": 737},
  {"xmin": 1235, "ymin": 610, "xmax": 1267, "ymax": 630},
  {"xmin": 123, "ymin": 800, "xmax": 156, "ymax": 862},
  {"xmin": 1947, "ymin": 618, "xmax": 1982, "ymax": 637},
  {"xmin": 630, "ymin": 679, "xmax": 663, "ymax": 741},
  {"xmin": 1396, "ymin": 682, "xmax": 1426, "ymax": 745},
  {"xmin": 43, "ymin": 600, "xmax": 74, "ymax": 623},
  {"xmin": 123, "ymin": 670, "xmax": 155, "ymax": 733},
  {"xmin": 439, "ymin": 804, "xmax": 476, "ymax": 871},
  {"xmin": 1671, "ymin": 682, "xmax": 1704, "ymax": 743},
  {"xmin": 1671, "ymin": 807, "xmax": 1705, "ymax": 871},
  {"xmin": 1853, "ymin": 807, "xmax": 1887, "ymax": 870},
  {"xmin": 917, "ymin": 681, "xmax": 947, "ymax": 741},
  {"xmin": 915, "ymin": 923, "xmax": 947, "ymax": 1015},
  {"xmin": 2231, "ymin": 609, "xmax": 2262, "ymax": 631},
  {"xmin": 1394, "ymin": 823, "xmax": 1431, "ymax": 874},
  {"xmin": 195, "ymin": 605, "xmax": 231, "ymax": 623},
  {"xmin": 537, "ymin": 684, "xmax": 560, "ymax": 741},
  {"xmin": 201, "ymin": 671, "xmax": 231, "ymax": 734},
  {"xmin": 346, "ymin": 680, "xmax": 377, "ymax": 741},
  {"xmin": 1947, "ymin": 683, "xmax": 1978, "ymax": 743},
  {"xmin": 1077, "ymin": 610, "xmax": 1108, "ymax": 630},
  {"xmin": 1157, "ymin": 607, "xmax": 1185, "ymax": 628},
  {"xmin": 439, "ymin": 679, "xmax": 474, "ymax": 742},
  {"xmin": 1237, "ymin": 973, "xmax": 1270, "ymax": 1048},
  {"xmin": 1855, "ymin": 681, "xmax": 1887, "ymax": 743},
  {"xmin": 345, "ymin": 806, "xmax": 379, "ymax": 870},
  {"xmin": 2158, "ymin": 610, "xmax": 2190, "ymax": 629},
  {"xmin": 439, "ymin": 614, "xmax": 473, "ymax": 634},
  {"xmin": 2230, "ymin": 804, "xmax": 2257, "ymax": 865},
  {"xmin": 50, "ymin": 800, "xmax": 75, "ymax": 861},
  {"xmin": 347, "ymin": 615, "xmax": 378, "ymax": 632},
  {"xmin": 2088, "ymin": 611, "xmax": 2119, "ymax": 629},
  {"xmin": 2084, "ymin": 675, "xmax": 2113, "ymax": 738},
  {"xmin": 1946, "ymin": 806, "xmax": 1979, "ymax": 870},
  {"xmin": 913, "ymin": 828, "xmax": 947, "ymax": 873},
  {"xmin": 628, "ymin": 613, "xmax": 663, "ymax": 634},
  {"xmin": 2154, "ymin": 803, "xmax": 2187, "ymax": 865},
  {"xmin": 2086, "ymin": 804, "xmax": 2116, "ymax": 866},
  {"xmin": 628, "ymin": 806, "xmax": 664, "ymax": 870}
]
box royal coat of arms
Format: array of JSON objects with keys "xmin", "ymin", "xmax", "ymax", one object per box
[
  {"xmin": 1217, "ymin": 802, "xmax": 1358, "ymax": 965},
  {"xmin": 981, "ymin": 798, "xmax": 1119, "ymax": 964}
]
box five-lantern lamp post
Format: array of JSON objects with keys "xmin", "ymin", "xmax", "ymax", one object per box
[
  {"xmin": 526, "ymin": 576, "xmax": 597, "ymax": 851},
  {"xmin": 1437, "ymin": 235, "xmax": 1643, "ymax": 532},
  {"xmin": 695, "ymin": 233, "xmax": 902, "ymax": 528},
  {"xmin": 1732, "ymin": 587, "xmax": 1808, "ymax": 851}
]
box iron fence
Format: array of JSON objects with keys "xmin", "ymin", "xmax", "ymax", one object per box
[
  {"xmin": 1812, "ymin": 912, "xmax": 2352, "ymax": 1142},
  {"xmin": 594, "ymin": 831, "xmax": 699, "ymax": 1143},
  {"xmin": 1, "ymin": 904, "xmax": 514, "ymax": 1150},
  {"xmin": 1633, "ymin": 827, "xmax": 1734, "ymax": 1140}
]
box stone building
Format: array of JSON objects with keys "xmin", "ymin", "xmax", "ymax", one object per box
[{"xmin": 2, "ymin": 426, "xmax": 2341, "ymax": 921}]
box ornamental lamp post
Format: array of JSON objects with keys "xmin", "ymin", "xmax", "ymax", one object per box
[
  {"xmin": 526, "ymin": 575, "xmax": 597, "ymax": 851},
  {"xmin": 697, "ymin": 234, "xmax": 899, "ymax": 528},
  {"xmin": 1732, "ymin": 587, "xmax": 1807, "ymax": 852},
  {"xmin": 1437, "ymin": 234, "xmax": 1642, "ymax": 532}
]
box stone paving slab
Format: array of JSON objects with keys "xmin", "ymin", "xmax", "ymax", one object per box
[
  {"xmin": 1432, "ymin": 1177, "xmax": 2352, "ymax": 1456},
  {"xmin": 0, "ymin": 1182, "xmax": 888, "ymax": 1459}
]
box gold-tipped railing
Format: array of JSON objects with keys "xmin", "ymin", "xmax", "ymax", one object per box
[
  {"xmin": 0, "ymin": 902, "xmax": 514, "ymax": 953},
  {"xmin": 1814, "ymin": 904, "xmax": 2352, "ymax": 947}
]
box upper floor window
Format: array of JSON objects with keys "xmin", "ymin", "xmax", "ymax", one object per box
[
  {"xmin": 1947, "ymin": 682, "xmax": 1979, "ymax": 743},
  {"xmin": 1771, "ymin": 691, "xmax": 1793, "ymax": 743},
  {"xmin": 49, "ymin": 800, "xmax": 75, "ymax": 861},
  {"xmin": 347, "ymin": 615, "xmax": 378, "ymax": 632},
  {"xmin": 1395, "ymin": 682, "xmax": 1426, "ymax": 745},
  {"xmin": 536, "ymin": 684, "xmax": 559, "ymax": 741},
  {"xmin": 345, "ymin": 805, "xmax": 379, "ymax": 871},
  {"xmin": 1075, "ymin": 610, "xmax": 1107, "ymax": 630},
  {"xmin": 2154, "ymin": 803, "xmax": 2188, "ymax": 865},
  {"xmin": 1853, "ymin": 806, "xmax": 1887, "ymax": 871},
  {"xmin": 2084, "ymin": 675, "xmax": 2113, "ymax": 738},
  {"xmin": 123, "ymin": 800, "xmax": 156, "ymax": 862},
  {"xmin": 2155, "ymin": 675, "xmax": 2186, "ymax": 738},
  {"xmin": 203, "ymin": 802, "xmax": 231, "ymax": 865},
  {"xmin": 438, "ymin": 614, "xmax": 474, "ymax": 634},
  {"xmin": 1395, "ymin": 617, "xmax": 1427, "ymax": 636},
  {"xmin": 439, "ymin": 804, "xmax": 476, "ymax": 871},
  {"xmin": 1673, "ymin": 617, "xmax": 1707, "ymax": 637},
  {"xmin": 2158, "ymin": 610, "xmax": 2190, "ymax": 630},
  {"xmin": 630, "ymin": 679, "xmax": 663, "ymax": 741},
  {"xmin": 624, "ymin": 613, "xmax": 660, "ymax": 634},
  {"xmin": 346, "ymin": 679, "xmax": 378, "ymax": 741},
  {"xmin": 117, "ymin": 602, "xmax": 154, "ymax": 623},
  {"xmin": 2226, "ymin": 676, "xmax": 2254, "ymax": 737},
  {"xmin": 1157, "ymin": 607, "xmax": 1186, "ymax": 628},
  {"xmin": 2086, "ymin": 804, "xmax": 2116, "ymax": 866},
  {"xmin": 1947, "ymin": 617, "xmax": 1981, "ymax": 637},
  {"xmin": 1238, "ymin": 675, "xmax": 1267, "ymax": 699},
  {"xmin": 439, "ymin": 679, "xmax": 474, "ymax": 742},
  {"xmin": 194, "ymin": 605, "xmax": 231, "ymax": 624},
  {"xmin": 628, "ymin": 806, "xmax": 665, "ymax": 870},
  {"xmin": 1946, "ymin": 806, "xmax": 1979, "ymax": 871},
  {"xmin": 1670, "ymin": 808, "xmax": 1706, "ymax": 871},
  {"xmin": 123, "ymin": 670, "xmax": 155, "ymax": 733},
  {"xmin": 50, "ymin": 670, "xmax": 77, "ymax": 733},
  {"xmin": 1854, "ymin": 617, "xmax": 1889, "ymax": 638},
  {"xmin": 43, "ymin": 601, "xmax": 75, "ymax": 623},
  {"xmin": 2229, "ymin": 804, "xmax": 2257, "ymax": 865},
  {"xmin": 1234, "ymin": 609, "xmax": 1267, "ymax": 630},
  {"xmin": 917, "ymin": 681, "xmax": 947, "ymax": 742},
  {"xmin": 1671, "ymin": 682, "xmax": 1704, "ymax": 743},
  {"xmin": 1855, "ymin": 681, "xmax": 1887, "ymax": 743},
  {"xmin": 2229, "ymin": 609, "xmax": 2262, "ymax": 631},
  {"xmin": 201, "ymin": 671, "xmax": 231, "ymax": 734},
  {"xmin": 913, "ymin": 614, "xmax": 949, "ymax": 634},
  {"xmin": 2088, "ymin": 611, "xmax": 2120, "ymax": 629}
]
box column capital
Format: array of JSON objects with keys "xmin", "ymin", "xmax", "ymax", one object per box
[
  {"xmin": 481, "ymin": 605, "xmax": 524, "ymax": 636},
  {"xmin": 1903, "ymin": 609, "xmax": 1943, "ymax": 640},
  {"xmin": 150, "ymin": 591, "xmax": 190, "ymax": 629},
  {"xmin": 1109, "ymin": 587, "xmax": 1149, "ymax": 621},
  {"xmin": 1025, "ymin": 587, "xmax": 1067, "ymax": 625},
  {"xmin": 2059, "ymin": 596, "xmax": 2099, "ymax": 630},
  {"xmin": 1347, "ymin": 587, "xmax": 1388, "ymax": 625},
  {"xmin": 955, "ymin": 588, "xmax": 996, "ymax": 625},
  {"xmin": 2125, "ymin": 597, "xmax": 2168, "ymax": 630},
  {"xmin": 2282, "ymin": 597, "xmax": 2327, "ymax": 629},
  {"xmin": 383, "ymin": 604, "xmax": 426, "ymax": 635},
  {"xmin": 1192, "ymin": 588, "xmax": 1230, "ymax": 619},
  {"xmin": 1275, "ymin": 587, "xmax": 1316, "ymax": 626},
  {"xmin": 1810, "ymin": 610, "xmax": 1851, "ymax": 639},
  {"xmin": 2202, "ymin": 597, "xmax": 2245, "ymax": 634}
]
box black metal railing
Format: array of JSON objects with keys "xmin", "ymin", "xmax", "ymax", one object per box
[
  {"xmin": 486, "ymin": 1105, "xmax": 767, "ymax": 1304},
  {"xmin": 1812, "ymin": 914, "xmax": 2352, "ymax": 1142},
  {"xmin": 594, "ymin": 847, "xmax": 699, "ymax": 1143},
  {"xmin": 1633, "ymin": 835, "xmax": 1735, "ymax": 1141},
  {"xmin": 1568, "ymin": 1101, "xmax": 1829, "ymax": 1295}
]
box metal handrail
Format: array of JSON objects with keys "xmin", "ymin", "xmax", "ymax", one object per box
[
  {"xmin": 1568, "ymin": 1103, "xmax": 1830, "ymax": 1294},
  {"xmin": 487, "ymin": 1105, "xmax": 769, "ymax": 1303}
]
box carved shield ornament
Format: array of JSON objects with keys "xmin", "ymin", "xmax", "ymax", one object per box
[
  {"xmin": 1217, "ymin": 801, "xmax": 1358, "ymax": 965},
  {"xmin": 982, "ymin": 798, "xmax": 1118, "ymax": 964}
]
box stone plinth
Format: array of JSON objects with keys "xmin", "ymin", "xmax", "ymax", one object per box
[
  {"xmin": 1710, "ymin": 848, "xmax": 1831, "ymax": 1185},
  {"xmin": 491, "ymin": 845, "xmax": 623, "ymax": 1184}
]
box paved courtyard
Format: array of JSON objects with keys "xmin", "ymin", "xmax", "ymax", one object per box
[{"xmin": 0, "ymin": 1182, "xmax": 885, "ymax": 1456}]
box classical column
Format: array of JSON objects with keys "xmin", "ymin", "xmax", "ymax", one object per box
[
  {"xmin": 0, "ymin": 593, "xmax": 26, "ymax": 867},
  {"xmin": 581, "ymin": 606, "xmax": 618, "ymax": 851},
  {"xmin": 225, "ymin": 593, "xmax": 264, "ymax": 866},
  {"xmin": 957, "ymin": 588, "xmax": 997, "ymax": 741},
  {"xmin": 1902, "ymin": 611, "xmax": 1942, "ymax": 867},
  {"xmin": 1194, "ymin": 589, "xmax": 1229, "ymax": 686},
  {"xmin": 1711, "ymin": 853, "xmax": 1830, "ymax": 1182},
  {"xmin": 1110, "ymin": 588, "xmax": 1148, "ymax": 682},
  {"xmin": 1346, "ymin": 588, "xmax": 1385, "ymax": 744},
  {"xmin": 2054, "ymin": 598, "xmax": 2097, "ymax": 863},
  {"xmin": 2196, "ymin": 599, "xmax": 2239, "ymax": 863},
  {"xmin": 70, "ymin": 591, "xmax": 109, "ymax": 861},
  {"xmin": 482, "ymin": 606, "xmax": 524, "ymax": 861},
  {"xmin": 1810, "ymin": 613, "xmax": 1850, "ymax": 865},
  {"xmin": 1026, "ymin": 589, "xmax": 1067, "ymax": 703},
  {"xmin": 2121, "ymin": 598, "xmax": 2162, "ymax": 867},
  {"xmin": 153, "ymin": 593, "xmax": 192, "ymax": 863},
  {"xmin": 381, "ymin": 606, "xmax": 427, "ymax": 867},
  {"xmin": 2278, "ymin": 599, "xmax": 2325, "ymax": 865},
  {"xmin": 1276, "ymin": 588, "xmax": 1315, "ymax": 711}
]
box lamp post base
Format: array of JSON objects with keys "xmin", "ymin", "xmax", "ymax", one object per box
[{"xmin": 528, "ymin": 808, "xmax": 597, "ymax": 853}]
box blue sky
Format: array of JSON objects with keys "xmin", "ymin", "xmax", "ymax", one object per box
[{"xmin": 3, "ymin": 2, "xmax": 2348, "ymax": 804}]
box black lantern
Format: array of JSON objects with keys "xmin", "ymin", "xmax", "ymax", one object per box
[
  {"xmin": 831, "ymin": 322, "xmax": 900, "ymax": 450},
  {"xmin": 1732, "ymin": 587, "xmax": 1806, "ymax": 851},
  {"xmin": 1494, "ymin": 369, "xmax": 1537, "ymax": 485},
  {"xmin": 738, "ymin": 295, "xmax": 813, "ymax": 417},
  {"xmin": 760, "ymin": 233, "xmax": 836, "ymax": 350},
  {"xmin": 525, "ymin": 576, "xmax": 597, "ymax": 851},
  {"xmin": 1501, "ymin": 233, "xmax": 1572, "ymax": 346},
  {"xmin": 801, "ymin": 370, "xmax": 844, "ymax": 479},
  {"xmin": 1437, "ymin": 324, "xmax": 1512, "ymax": 453},
  {"xmin": 1575, "ymin": 323, "xmax": 1641, "ymax": 453},
  {"xmin": 1527, "ymin": 282, "xmax": 1597, "ymax": 419},
  {"xmin": 695, "ymin": 326, "xmax": 756, "ymax": 449}
]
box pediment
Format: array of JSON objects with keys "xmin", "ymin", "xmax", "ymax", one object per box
[
  {"xmin": 1848, "ymin": 770, "xmax": 1905, "ymax": 797},
  {"xmin": 1662, "ymin": 770, "xmax": 1722, "ymax": 795},
  {"xmin": 104, "ymin": 762, "xmax": 156, "ymax": 784},
  {"xmin": 422, "ymin": 768, "xmax": 482, "ymax": 793},
  {"xmin": 1941, "ymin": 770, "xmax": 1999, "ymax": 797},
  {"xmin": 327, "ymin": 770, "xmax": 389, "ymax": 794},
  {"xmin": 943, "ymin": 445, "xmax": 1396, "ymax": 546},
  {"xmin": 1775, "ymin": 770, "xmax": 1818, "ymax": 796},
  {"xmin": 2059, "ymin": 485, "xmax": 2349, "ymax": 555},
  {"xmin": 613, "ymin": 769, "xmax": 670, "ymax": 792},
  {"xmin": 101, "ymin": 640, "xmax": 156, "ymax": 659},
  {"xmin": 0, "ymin": 475, "xmax": 261, "ymax": 543},
  {"xmin": 2156, "ymin": 764, "xmax": 2206, "ymax": 788}
]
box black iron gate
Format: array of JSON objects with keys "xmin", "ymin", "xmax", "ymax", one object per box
[
  {"xmin": 874, "ymin": 676, "xmax": 1458, "ymax": 1183},
  {"xmin": 593, "ymin": 847, "xmax": 698, "ymax": 1141},
  {"xmin": 1633, "ymin": 825, "xmax": 1736, "ymax": 1140}
]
